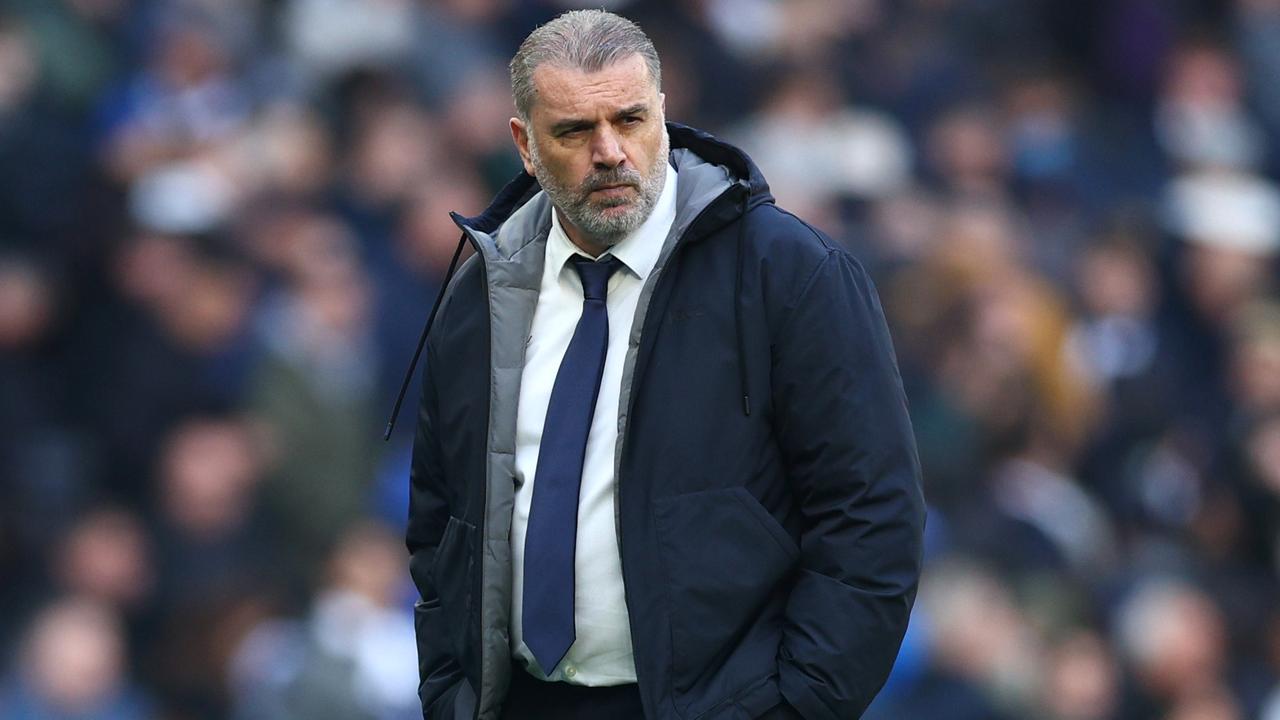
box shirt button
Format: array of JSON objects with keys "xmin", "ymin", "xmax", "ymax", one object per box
[{"xmin": 564, "ymin": 666, "xmax": 577, "ymax": 678}]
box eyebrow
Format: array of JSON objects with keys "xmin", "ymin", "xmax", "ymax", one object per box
[
  {"xmin": 615, "ymin": 104, "xmax": 648, "ymax": 119},
  {"xmin": 549, "ymin": 104, "xmax": 650, "ymax": 136}
]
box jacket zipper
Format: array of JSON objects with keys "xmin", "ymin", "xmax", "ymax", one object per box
[
  {"xmin": 458, "ymin": 226, "xmax": 489, "ymax": 720},
  {"xmin": 613, "ymin": 185, "xmax": 738, "ymax": 704}
]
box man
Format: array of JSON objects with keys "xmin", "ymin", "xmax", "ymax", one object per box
[{"xmin": 395, "ymin": 10, "xmax": 925, "ymax": 720}]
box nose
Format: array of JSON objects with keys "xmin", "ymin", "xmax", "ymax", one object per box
[{"xmin": 590, "ymin": 127, "xmax": 626, "ymax": 169}]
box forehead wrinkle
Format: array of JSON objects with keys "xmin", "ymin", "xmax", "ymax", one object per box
[{"xmin": 529, "ymin": 56, "xmax": 656, "ymax": 124}]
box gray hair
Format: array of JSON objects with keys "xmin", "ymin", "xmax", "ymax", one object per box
[{"xmin": 510, "ymin": 10, "xmax": 661, "ymax": 121}]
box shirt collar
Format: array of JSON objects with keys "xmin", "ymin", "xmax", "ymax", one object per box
[{"xmin": 547, "ymin": 162, "xmax": 678, "ymax": 282}]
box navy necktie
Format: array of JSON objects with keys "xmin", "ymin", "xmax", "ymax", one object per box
[{"xmin": 523, "ymin": 254, "xmax": 625, "ymax": 675}]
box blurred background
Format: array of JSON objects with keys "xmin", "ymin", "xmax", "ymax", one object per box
[{"xmin": 1, "ymin": 0, "xmax": 1280, "ymax": 718}]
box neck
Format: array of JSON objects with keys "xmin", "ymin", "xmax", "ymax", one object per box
[{"xmin": 556, "ymin": 209, "xmax": 610, "ymax": 258}]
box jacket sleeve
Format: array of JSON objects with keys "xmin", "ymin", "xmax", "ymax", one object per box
[
  {"xmin": 770, "ymin": 248, "xmax": 926, "ymax": 720},
  {"xmin": 406, "ymin": 350, "xmax": 469, "ymax": 719}
]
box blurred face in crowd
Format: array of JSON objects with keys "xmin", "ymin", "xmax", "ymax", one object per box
[
  {"xmin": 1246, "ymin": 415, "xmax": 1280, "ymax": 496},
  {"xmin": 1182, "ymin": 244, "xmax": 1272, "ymax": 322},
  {"xmin": 1121, "ymin": 583, "xmax": 1226, "ymax": 699},
  {"xmin": 161, "ymin": 419, "xmax": 261, "ymax": 539},
  {"xmin": 1043, "ymin": 631, "xmax": 1119, "ymax": 720},
  {"xmin": 24, "ymin": 599, "xmax": 126, "ymax": 713},
  {"xmin": 327, "ymin": 521, "xmax": 405, "ymax": 607},
  {"xmin": 56, "ymin": 509, "xmax": 153, "ymax": 608},
  {"xmin": 510, "ymin": 54, "xmax": 669, "ymax": 255},
  {"xmin": 0, "ymin": 260, "xmax": 53, "ymax": 349}
]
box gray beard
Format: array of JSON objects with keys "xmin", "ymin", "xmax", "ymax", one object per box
[{"xmin": 530, "ymin": 132, "xmax": 670, "ymax": 248}]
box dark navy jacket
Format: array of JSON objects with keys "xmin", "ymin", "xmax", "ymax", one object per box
[{"xmin": 404, "ymin": 123, "xmax": 925, "ymax": 720}]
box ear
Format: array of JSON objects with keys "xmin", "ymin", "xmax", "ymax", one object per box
[{"xmin": 510, "ymin": 117, "xmax": 536, "ymax": 176}]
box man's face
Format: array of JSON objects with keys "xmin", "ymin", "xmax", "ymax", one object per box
[{"xmin": 511, "ymin": 54, "xmax": 668, "ymax": 250}]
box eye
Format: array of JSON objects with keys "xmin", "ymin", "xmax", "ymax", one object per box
[
  {"xmin": 556, "ymin": 126, "xmax": 590, "ymax": 140},
  {"xmin": 621, "ymin": 116, "xmax": 642, "ymax": 126}
]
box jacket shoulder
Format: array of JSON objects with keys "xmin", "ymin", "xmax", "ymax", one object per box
[{"xmin": 745, "ymin": 202, "xmax": 865, "ymax": 310}]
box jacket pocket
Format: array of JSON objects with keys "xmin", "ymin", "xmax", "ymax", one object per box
[
  {"xmin": 434, "ymin": 515, "xmax": 478, "ymax": 664},
  {"xmin": 654, "ymin": 487, "xmax": 800, "ymax": 694},
  {"xmin": 726, "ymin": 488, "xmax": 801, "ymax": 564}
]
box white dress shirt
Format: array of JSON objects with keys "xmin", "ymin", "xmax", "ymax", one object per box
[{"xmin": 510, "ymin": 163, "xmax": 678, "ymax": 685}]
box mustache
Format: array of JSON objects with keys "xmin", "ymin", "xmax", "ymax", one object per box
[{"xmin": 581, "ymin": 168, "xmax": 642, "ymax": 193}]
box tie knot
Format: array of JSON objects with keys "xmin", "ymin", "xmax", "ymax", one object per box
[{"xmin": 571, "ymin": 255, "xmax": 624, "ymax": 301}]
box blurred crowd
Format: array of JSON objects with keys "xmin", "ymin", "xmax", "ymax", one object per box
[{"xmin": 2, "ymin": 0, "xmax": 1280, "ymax": 719}]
